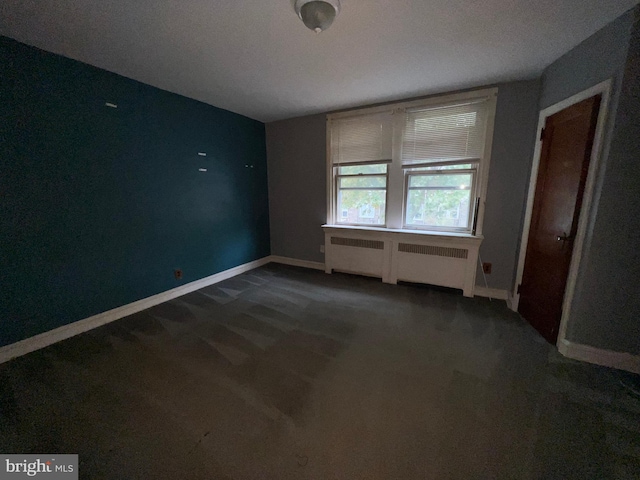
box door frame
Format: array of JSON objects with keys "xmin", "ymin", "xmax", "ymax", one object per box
[{"xmin": 511, "ymin": 79, "xmax": 612, "ymax": 347}]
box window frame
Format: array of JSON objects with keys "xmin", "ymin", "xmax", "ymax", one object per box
[
  {"xmin": 402, "ymin": 162, "xmax": 478, "ymax": 232},
  {"xmin": 326, "ymin": 87, "xmax": 498, "ymax": 236},
  {"xmin": 333, "ymin": 162, "xmax": 390, "ymax": 227}
]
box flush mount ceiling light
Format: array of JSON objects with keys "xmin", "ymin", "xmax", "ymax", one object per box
[{"xmin": 295, "ymin": 0, "xmax": 341, "ymax": 33}]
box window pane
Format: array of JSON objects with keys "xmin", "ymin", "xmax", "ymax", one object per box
[
  {"xmin": 339, "ymin": 176, "xmax": 386, "ymax": 188},
  {"xmin": 338, "ymin": 164, "xmax": 387, "ymax": 175},
  {"xmin": 337, "ymin": 189, "xmax": 386, "ymax": 225},
  {"xmin": 405, "ymin": 186, "xmax": 472, "ymax": 229},
  {"xmin": 409, "ymin": 173, "xmax": 472, "ymax": 189},
  {"xmin": 408, "ymin": 163, "xmax": 474, "ymax": 171}
]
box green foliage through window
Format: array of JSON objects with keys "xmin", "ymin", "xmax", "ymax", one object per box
[{"xmin": 405, "ymin": 173, "xmax": 473, "ymax": 229}]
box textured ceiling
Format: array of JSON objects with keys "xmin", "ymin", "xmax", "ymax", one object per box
[{"xmin": 1, "ymin": 0, "xmax": 638, "ymax": 122}]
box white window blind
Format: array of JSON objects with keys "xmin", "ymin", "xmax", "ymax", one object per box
[
  {"xmin": 330, "ymin": 111, "xmax": 393, "ymax": 165},
  {"xmin": 401, "ymin": 100, "xmax": 489, "ymax": 165}
]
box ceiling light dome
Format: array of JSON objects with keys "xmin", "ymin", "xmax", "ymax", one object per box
[{"xmin": 295, "ymin": 0, "xmax": 341, "ymax": 34}]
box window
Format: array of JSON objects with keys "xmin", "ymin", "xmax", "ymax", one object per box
[
  {"xmin": 404, "ymin": 165, "xmax": 474, "ymax": 230},
  {"xmin": 329, "ymin": 111, "xmax": 392, "ymax": 226},
  {"xmin": 336, "ymin": 164, "xmax": 387, "ymax": 225},
  {"xmin": 327, "ymin": 88, "xmax": 497, "ymax": 234}
]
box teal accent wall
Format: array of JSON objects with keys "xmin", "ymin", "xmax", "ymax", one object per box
[{"xmin": 0, "ymin": 36, "xmax": 270, "ymax": 347}]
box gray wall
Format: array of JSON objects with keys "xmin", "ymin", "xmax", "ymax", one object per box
[
  {"xmin": 266, "ymin": 81, "xmax": 541, "ymax": 290},
  {"xmin": 477, "ymin": 80, "xmax": 541, "ymax": 290},
  {"xmin": 544, "ymin": 7, "xmax": 639, "ymax": 354},
  {"xmin": 540, "ymin": 10, "xmax": 634, "ymax": 110},
  {"xmin": 266, "ymin": 114, "xmax": 326, "ymax": 263}
]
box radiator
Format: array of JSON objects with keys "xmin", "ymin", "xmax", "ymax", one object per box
[{"xmin": 323, "ymin": 226, "xmax": 482, "ymax": 297}]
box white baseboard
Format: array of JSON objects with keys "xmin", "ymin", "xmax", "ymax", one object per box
[
  {"xmin": 0, "ymin": 256, "xmax": 272, "ymax": 365},
  {"xmin": 558, "ymin": 339, "xmax": 640, "ymax": 374},
  {"xmin": 473, "ymin": 286, "xmax": 509, "ymax": 301},
  {"xmin": 270, "ymin": 255, "xmax": 325, "ymax": 271},
  {"xmin": 509, "ymin": 288, "xmax": 521, "ymax": 312},
  {"xmin": 506, "ymin": 290, "xmax": 515, "ymax": 311},
  {"xmin": 15, "ymin": 254, "xmax": 619, "ymax": 371}
]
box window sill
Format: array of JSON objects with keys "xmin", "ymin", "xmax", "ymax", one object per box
[{"xmin": 322, "ymin": 224, "xmax": 483, "ymax": 243}]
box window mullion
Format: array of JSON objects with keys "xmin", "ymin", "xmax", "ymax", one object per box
[{"xmin": 386, "ymin": 108, "xmax": 405, "ymax": 229}]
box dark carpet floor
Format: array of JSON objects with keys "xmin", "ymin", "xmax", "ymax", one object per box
[{"xmin": 1, "ymin": 264, "xmax": 639, "ymax": 479}]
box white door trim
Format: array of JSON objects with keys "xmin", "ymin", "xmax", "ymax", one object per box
[{"xmin": 511, "ymin": 79, "xmax": 613, "ymax": 350}]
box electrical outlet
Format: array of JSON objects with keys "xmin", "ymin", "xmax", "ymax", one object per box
[
  {"xmin": 482, "ymin": 262, "xmax": 492, "ymax": 274},
  {"xmin": 320, "ymin": 245, "xmax": 325, "ymax": 253},
  {"xmin": 174, "ymin": 269, "xmax": 183, "ymax": 280}
]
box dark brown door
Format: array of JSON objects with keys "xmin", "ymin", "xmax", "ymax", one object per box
[{"xmin": 518, "ymin": 95, "xmax": 601, "ymax": 343}]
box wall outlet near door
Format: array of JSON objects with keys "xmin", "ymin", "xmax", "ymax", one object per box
[
  {"xmin": 320, "ymin": 245, "xmax": 325, "ymax": 253},
  {"xmin": 482, "ymin": 262, "xmax": 492, "ymax": 274},
  {"xmin": 174, "ymin": 269, "xmax": 183, "ymax": 280}
]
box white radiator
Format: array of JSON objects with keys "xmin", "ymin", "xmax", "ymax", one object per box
[{"xmin": 323, "ymin": 226, "xmax": 482, "ymax": 297}]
